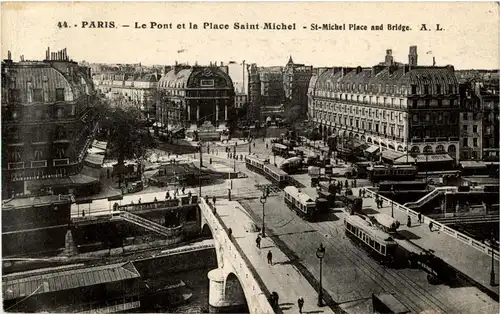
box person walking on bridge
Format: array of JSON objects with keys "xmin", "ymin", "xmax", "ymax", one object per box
[
  {"xmin": 298, "ymin": 297, "xmax": 304, "ymax": 314},
  {"xmin": 256, "ymin": 235, "xmax": 261, "ymax": 249},
  {"xmin": 267, "ymin": 250, "xmax": 273, "ymax": 265}
]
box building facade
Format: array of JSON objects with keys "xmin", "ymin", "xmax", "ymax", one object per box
[
  {"xmin": 309, "ymin": 46, "xmax": 460, "ymax": 159},
  {"xmin": 1, "ymin": 49, "xmax": 98, "ymax": 198},
  {"xmin": 234, "ymin": 93, "xmax": 248, "ymax": 109},
  {"xmin": 479, "ymin": 82, "xmax": 500, "ymax": 161},
  {"xmin": 283, "ymin": 56, "xmax": 313, "ymax": 114},
  {"xmin": 259, "ymin": 66, "xmax": 284, "ymax": 106},
  {"xmin": 93, "ymin": 70, "xmax": 160, "ymax": 119},
  {"xmin": 157, "ymin": 63, "xmax": 235, "ymax": 131},
  {"xmin": 459, "ymin": 82, "xmax": 483, "ymax": 160}
]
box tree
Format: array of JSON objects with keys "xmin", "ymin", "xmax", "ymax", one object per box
[
  {"xmin": 283, "ymin": 104, "xmax": 302, "ymax": 126},
  {"xmin": 96, "ymin": 96, "xmax": 156, "ymax": 166}
]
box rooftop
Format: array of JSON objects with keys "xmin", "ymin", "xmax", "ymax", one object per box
[
  {"xmin": 3, "ymin": 262, "xmax": 140, "ymax": 301},
  {"xmin": 2, "ymin": 195, "xmax": 72, "ymax": 211}
]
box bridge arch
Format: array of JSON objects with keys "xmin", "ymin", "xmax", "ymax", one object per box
[{"xmin": 224, "ymin": 272, "xmax": 250, "ymax": 313}]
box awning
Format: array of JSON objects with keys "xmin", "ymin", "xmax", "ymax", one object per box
[
  {"xmin": 365, "ymin": 145, "xmax": 379, "ymax": 154},
  {"xmin": 415, "ymin": 154, "xmax": 453, "ymax": 163},
  {"xmin": 460, "ymin": 161, "xmax": 487, "ymax": 169},
  {"xmin": 381, "ymin": 150, "xmax": 404, "ymax": 162},
  {"xmin": 394, "ymin": 155, "xmax": 416, "ymax": 164}
]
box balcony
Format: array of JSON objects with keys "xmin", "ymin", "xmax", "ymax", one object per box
[
  {"xmin": 7, "ymin": 162, "xmax": 24, "ymax": 170},
  {"xmin": 53, "ymin": 158, "xmax": 69, "ymax": 166},
  {"xmin": 31, "ymin": 160, "xmax": 48, "ymax": 168}
]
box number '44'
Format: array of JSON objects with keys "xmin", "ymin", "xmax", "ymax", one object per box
[{"xmin": 57, "ymin": 21, "xmax": 68, "ymax": 28}]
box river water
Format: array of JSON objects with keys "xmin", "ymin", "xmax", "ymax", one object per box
[{"xmin": 139, "ymin": 267, "xmax": 212, "ymax": 313}]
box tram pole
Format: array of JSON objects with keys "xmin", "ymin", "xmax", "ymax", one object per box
[{"xmin": 490, "ymin": 231, "xmax": 496, "ymax": 286}]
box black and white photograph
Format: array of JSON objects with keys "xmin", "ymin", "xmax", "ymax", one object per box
[{"xmin": 1, "ymin": 1, "xmax": 499, "ymax": 313}]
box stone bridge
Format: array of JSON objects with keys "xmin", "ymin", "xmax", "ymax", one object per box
[{"xmin": 199, "ymin": 198, "xmax": 274, "ymax": 314}]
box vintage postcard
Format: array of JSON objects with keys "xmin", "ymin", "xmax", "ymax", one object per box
[{"xmin": 1, "ymin": 2, "xmax": 499, "ymax": 314}]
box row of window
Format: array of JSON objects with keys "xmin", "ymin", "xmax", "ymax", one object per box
[
  {"xmin": 315, "ymin": 101, "xmax": 406, "ymax": 121},
  {"xmin": 314, "ymin": 114, "xmax": 405, "ymax": 137},
  {"xmin": 462, "ymin": 138, "xmax": 479, "ymax": 148},
  {"xmin": 9, "ymin": 88, "xmax": 65, "ymax": 103},
  {"xmin": 316, "ymin": 82, "xmax": 455, "ymax": 96},
  {"xmin": 313, "ymin": 94, "xmax": 455, "ymax": 109},
  {"xmin": 8, "ymin": 148, "xmax": 73, "ymax": 163}
]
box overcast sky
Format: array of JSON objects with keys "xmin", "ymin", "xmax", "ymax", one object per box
[{"xmin": 2, "ymin": 2, "xmax": 499, "ymax": 69}]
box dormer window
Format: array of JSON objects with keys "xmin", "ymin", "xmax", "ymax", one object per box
[{"xmin": 55, "ymin": 88, "xmax": 65, "ymax": 101}]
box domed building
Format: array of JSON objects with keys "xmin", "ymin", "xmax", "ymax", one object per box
[
  {"xmin": 1, "ymin": 48, "xmax": 99, "ymax": 198},
  {"xmin": 309, "ymin": 46, "xmax": 461, "ymax": 161},
  {"xmin": 157, "ymin": 63, "xmax": 236, "ymax": 133}
]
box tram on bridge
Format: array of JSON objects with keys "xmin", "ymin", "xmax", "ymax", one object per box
[
  {"xmin": 283, "ymin": 186, "xmax": 318, "ymax": 220},
  {"xmin": 344, "ymin": 215, "xmax": 398, "ymax": 264}
]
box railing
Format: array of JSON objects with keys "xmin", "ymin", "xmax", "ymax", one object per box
[
  {"xmin": 363, "ymin": 187, "xmax": 500, "ymax": 261},
  {"xmin": 403, "ymin": 186, "xmax": 458, "ymax": 209},
  {"xmin": 199, "ymin": 198, "xmax": 274, "ymax": 314},
  {"xmin": 118, "ymin": 195, "xmax": 198, "ymax": 212}
]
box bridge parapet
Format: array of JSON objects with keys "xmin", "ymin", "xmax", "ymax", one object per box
[
  {"xmin": 199, "ymin": 198, "xmax": 274, "ymax": 314},
  {"xmin": 363, "ymin": 188, "xmax": 499, "ymax": 261}
]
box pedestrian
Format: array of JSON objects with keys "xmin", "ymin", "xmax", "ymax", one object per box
[
  {"xmin": 228, "ymin": 228, "xmax": 232, "ymax": 238},
  {"xmin": 212, "ymin": 196, "xmax": 216, "ymax": 205},
  {"xmin": 266, "ymin": 143, "xmax": 269, "ymax": 149},
  {"xmin": 267, "ymin": 250, "xmax": 273, "ymax": 265},
  {"xmin": 362, "ymin": 189, "xmax": 366, "ymax": 198},
  {"xmin": 154, "ymin": 197, "xmax": 158, "ymax": 202},
  {"xmin": 429, "ymin": 221, "xmax": 434, "ymax": 232},
  {"xmin": 82, "ymin": 210, "xmax": 86, "ymax": 217},
  {"xmin": 353, "ymin": 179, "xmax": 357, "ymax": 188},
  {"xmin": 418, "ymin": 212, "xmax": 422, "ymax": 223},
  {"xmin": 138, "ymin": 198, "xmax": 141, "ymax": 204},
  {"xmin": 345, "ymin": 180, "xmax": 349, "ymax": 188},
  {"xmin": 298, "ymin": 297, "xmax": 304, "ymax": 314},
  {"xmin": 256, "ymin": 235, "xmax": 261, "ymax": 249},
  {"xmin": 188, "ymin": 191, "xmax": 192, "ymax": 198},
  {"xmin": 407, "ymin": 216, "xmax": 412, "ymax": 227},
  {"xmin": 358, "ymin": 189, "xmax": 362, "ymax": 197},
  {"xmin": 182, "ymin": 186, "xmax": 185, "ymax": 194},
  {"xmin": 272, "ymin": 292, "xmax": 279, "ymax": 308},
  {"xmin": 375, "ymin": 195, "xmax": 380, "ymax": 208},
  {"xmin": 253, "ymin": 142, "xmax": 256, "ymax": 148},
  {"xmin": 380, "ymin": 198, "xmax": 384, "ymax": 208}
]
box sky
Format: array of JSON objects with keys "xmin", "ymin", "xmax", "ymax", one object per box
[{"xmin": 1, "ymin": 2, "xmax": 499, "ymax": 69}]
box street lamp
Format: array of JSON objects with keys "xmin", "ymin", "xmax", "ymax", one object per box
[
  {"xmin": 316, "ymin": 243, "xmax": 326, "ymax": 307},
  {"xmin": 490, "ymin": 231, "xmax": 496, "ymax": 286},
  {"xmin": 391, "ymin": 186, "xmax": 395, "ymax": 218},
  {"xmin": 260, "ymin": 194, "xmax": 267, "ymax": 238}
]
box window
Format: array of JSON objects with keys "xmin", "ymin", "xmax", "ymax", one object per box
[
  {"xmin": 462, "ymin": 138, "xmax": 468, "ymax": 147},
  {"xmin": 463, "ymin": 125, "xmax": 468, "ymax": 131},
  {"xmin": 449, "ymin": 84, "xmax": 454, "ymax": 94},
  {"xmin": 425, "ymin": 100, "xmax": 430, "ymax": 107},
  {"xmin": 55, "ymin": 88, "xmax": 65, "ymax": 101},
  {"xmin": 450, "ymin": 99, "xmax": 455, "ymax": 107},
  {"xmin": 437, "ymin": 99, "xmax": 442, "ymax": 107},
  {"xmin": 424, "ymin": 85, "xmax": 429, "ymax": 94},
  {"xmin": 33, "ymin": 89, "xmax": 43, "ymax": 102},
  {"xmin": 412, "ymin": 100, "xmax": 418, "ymax": 108},
  {"xmin": 473, "ymin": 125, "xmax": 478, "ymax": 133},
  {"xmin": 473, "ymin": 138, "xmax": 478, "ymax": 147},
  {"xmin": 411, "ymin": 85, "xmax": 417, "ymax": 94},
  {"xmin": 436, "ymin": 84, "xmax": 441, "ymax": 94},
  {"xmin": 463, "ymin": 113, "xmax": 468, "ymax": 120},
  {"xmin": 9, "ymin": 89, "xmax": 21, "ymax": 102}
]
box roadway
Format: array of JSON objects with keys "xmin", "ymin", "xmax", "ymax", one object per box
[{"xmin": 215, "ymin": 139, "xmax": 498, "ymax": 313}]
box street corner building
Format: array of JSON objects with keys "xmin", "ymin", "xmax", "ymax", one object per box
[
  {"xmin": 156, "ymin": 62, "xmax": 236, "ymax": 135},
  {"xmin": 1, "ymin": 48, "xmax": 102, "ymax": 198},
  {"xmin": 308, "ymin": 46, "xmax": 462, "ymax": 160}
]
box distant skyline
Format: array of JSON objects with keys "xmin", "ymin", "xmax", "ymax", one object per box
[{"xmin": 2, "ymin": 2, "xmax": 499, "ymax": 69}]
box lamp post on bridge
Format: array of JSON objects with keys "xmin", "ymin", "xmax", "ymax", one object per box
[
  {"xmin": 233, "ymin": 145, "xmax": 237, "ymax": 172},
  {"xmin": 490, "ymin": 231, "xmax": 496, "ymax": 286},
  {"xmin": 260, "ymin": 193, "xmax": 267, "ymax": 238},
  {"xmin": 316, "ymin": 243, "xmax": 326, "ymax": 307}
]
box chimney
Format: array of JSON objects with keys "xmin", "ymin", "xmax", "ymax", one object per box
[
  {"xmin": 7, "ymin": 50, "xmax": 11, "ymax": 60},
  {"xmin": 221, "ymin": 61, "xmax": 224, "ymax": 67},
  {"xmin": 385, "ymin": 49, "xmax": 394, "ymax": 66},
  {"xmin": 409, "ymin": 45, "xmax": 418, "ymax": 67}
]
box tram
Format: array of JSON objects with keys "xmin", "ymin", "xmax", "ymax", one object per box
[
  {"xmin": 344, "ymin": 215, "xmax": 398, "ymax": 264},
  {"xmin": 280, "ymin": 157, "xmax": 303, "ymax": 174},
  {"xmin": 283, "ymin": 186, "xmax": 317, "ymax": 220},
  {"xmin": 272, "ymin": 143, "xmax": 289, "ymax": 157},
  {"xmin": 245, "ymin": 155, "xmax": 288, "ymax": 187},
  {"xmin": 367, "ymin": 164, "xmax": 418, "ymax": 183}
]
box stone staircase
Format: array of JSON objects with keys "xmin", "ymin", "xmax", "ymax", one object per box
[
  {"xmin": 404, "ymin": 186, "xmax": 458, "ymax": 210},
  {"xmin": 119, "ymin": 211, "xmax": 172, "ymax": 237}
]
